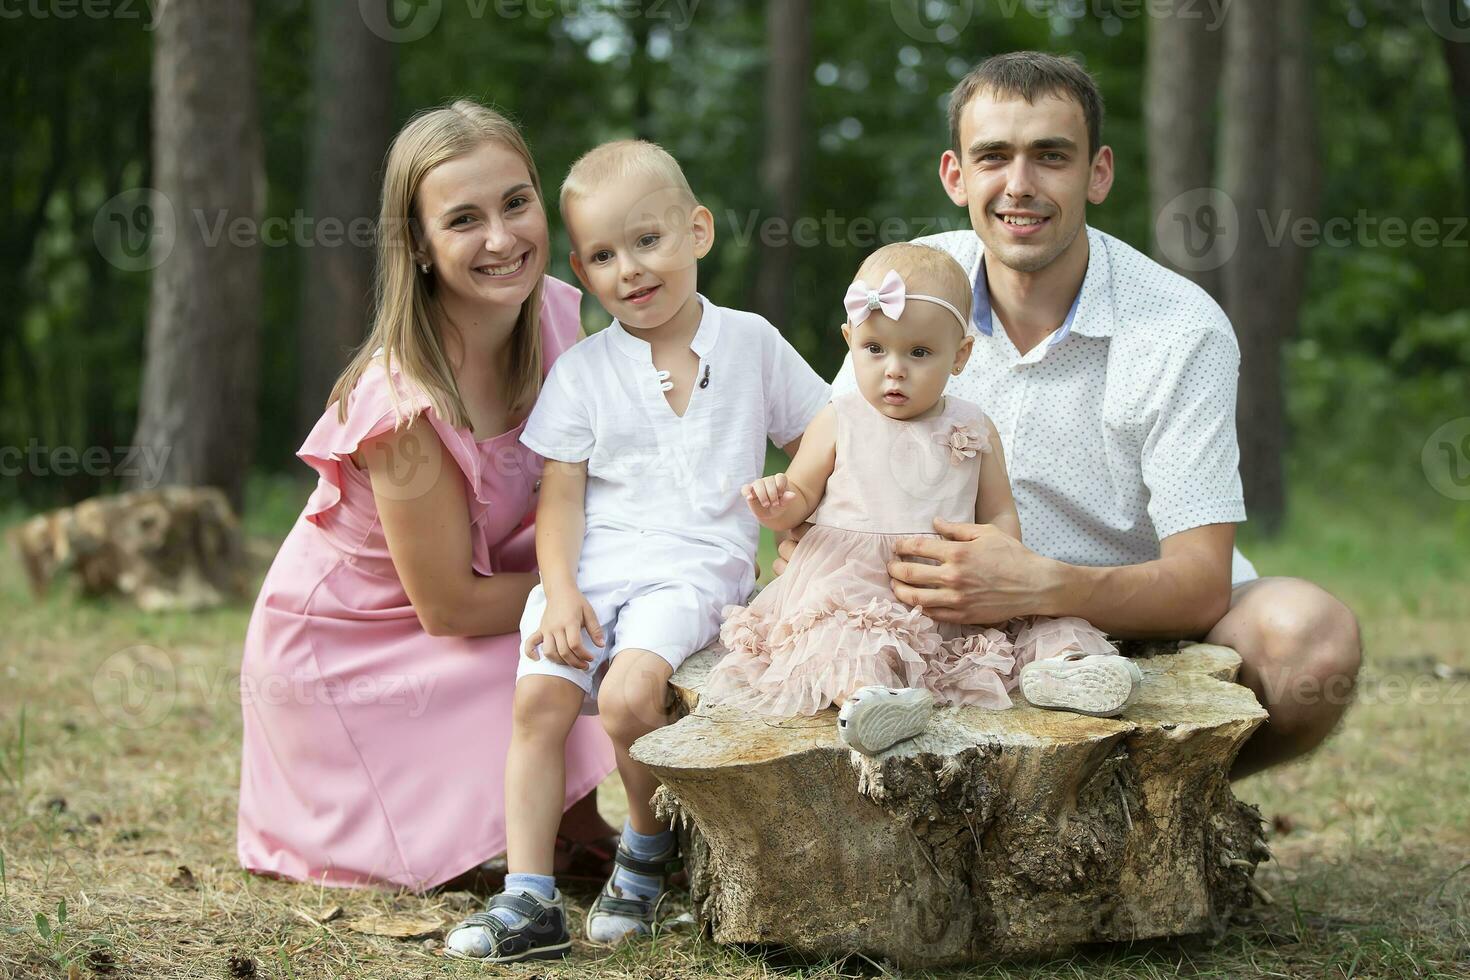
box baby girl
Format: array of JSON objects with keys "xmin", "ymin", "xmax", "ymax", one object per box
[{"xmin": 705, "ymin": 243, "xmax": 1141, "ymax": 754}]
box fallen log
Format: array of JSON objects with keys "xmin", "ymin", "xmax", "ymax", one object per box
[
  {"xmin": 9, "ymin": 486, "xmax": 248, "ymax": 611},
  {"xmin": 632, "ymin": 642, "xmax": 1270, "ymax": 967}
]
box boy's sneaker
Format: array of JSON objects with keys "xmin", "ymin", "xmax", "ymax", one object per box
[
  {"xmin": 836, "ymin": 686, "xmax": 934, "ymax": 755},
  {"xmin": 444, "ymin": 889, "xmax": 571, "ymax": 963},
  {"xmin": 1019, "ymin": 652, "xmax": 1143, "ymax": 718}
]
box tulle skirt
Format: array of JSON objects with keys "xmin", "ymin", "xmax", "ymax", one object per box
[{"xmin": 704, "ymin": 525, "xmax": 1116, "ymax": 717}]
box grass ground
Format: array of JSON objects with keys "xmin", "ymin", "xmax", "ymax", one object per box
[{"xmin": 0, "ymin": 472, "xmax": 1466, "ymax": 978}]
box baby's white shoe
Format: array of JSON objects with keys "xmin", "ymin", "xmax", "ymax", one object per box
[
  {"xmin": 1019, "ymin": 651, "xmax": 1143, "ymax": 718},
  {"xmin": 837, "ymin": 686, "xmax": 934, "ymax": 755}
]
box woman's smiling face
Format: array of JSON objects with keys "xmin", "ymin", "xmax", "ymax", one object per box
[{"xmin": 414, "ymin": 140, "xmax": 549, "ymax": 310}]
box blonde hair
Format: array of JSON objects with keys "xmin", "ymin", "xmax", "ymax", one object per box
[
  {"xmin": 329, "ymin": 99, "xmax": 547, "ymax": 427},
  {"xmin": 559, "ymin": 139, "xmax": 697, "ymax": 217},
  {"xmin": 853, "ymin": 243, "xmax": 973, "ymax": 329}
]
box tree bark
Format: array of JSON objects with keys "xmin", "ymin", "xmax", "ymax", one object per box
[
  {"xmin": 1145, "ymin": 0, "xmax": 1225, "ymax": 299},
  {"xmin": 1272, "ymin": 0, "xmax": 1319, "ymax": 345},
  {"xmin": 1219, "ymin": 0, "xmax": 1285, "ymax": 534},
  {"xmin": 295, "ymin": 0, "xmax": 395, "ymax": 438},
  {"xmin": 130, "ymin": 0, "xmax": 264, "ymax": 511},
  {"xmin": 634, "ymin": 643, "xmax": 1270, "ymax": 967},
  {"xmin": 752, "ymin": 0, "xmax": 810, "ymax": 333},
  {"xmin": 1433, "ymin": 2, "xmax": 1470, "ymax": 198}
]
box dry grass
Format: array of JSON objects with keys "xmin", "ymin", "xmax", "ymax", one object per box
[{"xmin": 1, "ymin": 478, "xmax": 1467, "ymax": 978}]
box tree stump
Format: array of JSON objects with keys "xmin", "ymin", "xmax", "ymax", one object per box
[
  {"xmin": 632, "ymin": 642, "xmax": 1271, "ymax": 968},
  {"xmin": 8, "ymin": 487, "xmax": 249, "ymax": 611}
]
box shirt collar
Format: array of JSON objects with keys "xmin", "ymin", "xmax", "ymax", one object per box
[
  {"xmin": 607, "ymin": 293, "xmax": 721, "ymax": 363},
  {"xmin": 968, "ymin": 225, "xmax": 1115, "ymax": 346}
]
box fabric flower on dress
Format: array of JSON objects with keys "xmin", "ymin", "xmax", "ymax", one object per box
[{"xmin": 933, "ymin": 422, "xmax": 986, "ymax": 465}]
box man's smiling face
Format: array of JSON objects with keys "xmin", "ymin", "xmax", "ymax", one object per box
[{"xmin": 940, "ymin": 89, "xmax": 1113, "ymax": 274}]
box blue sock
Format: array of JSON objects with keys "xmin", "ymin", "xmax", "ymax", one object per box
[
  {"xmin": 611, "ymin": 821, "xmax": 674, "ymax": 899},
  {"xmin": 486, "ymin": 872, "xmax": 555, "ymax": 927},
  {"xmin": 505, "ymin": 872, "xmax": 555, "ymax": 900}
]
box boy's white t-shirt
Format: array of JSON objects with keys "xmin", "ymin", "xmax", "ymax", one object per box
[{"xmin": 521, "ymin": 295, "xmax": 831, "ymax": 569}]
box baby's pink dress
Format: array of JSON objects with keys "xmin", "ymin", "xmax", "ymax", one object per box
[
  {"xmin": 705, "ymin": 390, "xmax": 1115, "ymax": 717},
  {"xmin": 236, "ymin": 277, "xmax": 616, "ymax": 891}
]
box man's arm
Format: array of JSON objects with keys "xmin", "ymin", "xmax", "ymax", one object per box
[
  {"xmin": 1037, "ymin": 523, "xmax": 1235, "ymax": 637},
  {"xmin": 888, "ymin": 521, "xmax": 1235, "ymax": 639}
]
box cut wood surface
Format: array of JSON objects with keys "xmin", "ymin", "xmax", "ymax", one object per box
[
  {"xmin": 9, "ymin": 486, "xmax": 249, "ymax": 612},
  {"xmin": 633, "ymin": 642, "xmax": 1271, "ymax": 967}
]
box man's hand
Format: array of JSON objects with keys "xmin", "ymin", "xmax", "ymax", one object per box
[
  {"xmin": 524, "ymin": 590, "xmax": 605, "ymax": 669},
  {"xmin": 772, "ymin": 522, "xmax": 810, "ymax": 577},
  {"xmin": 887, "ymin": 518, "xmax": 1061, "ymax": 624}
]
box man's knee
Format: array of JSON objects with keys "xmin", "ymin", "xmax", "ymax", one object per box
[
  {"xmin": 1267, "ymin": 585, "xmax": 1360, "ymax": 680},
  {"xmin": 1247, "ymin": 580, "xmax": 1362, "ymax": 719}
]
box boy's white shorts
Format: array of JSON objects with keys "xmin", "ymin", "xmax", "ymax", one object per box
[{"xmin": 516, "ymin": 528, "xmax": 753, "ymax": 699}]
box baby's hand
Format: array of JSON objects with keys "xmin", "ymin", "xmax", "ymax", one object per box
[
  {"xmin": 524, "ymin": 590, "xmax": 605, "ymax": 670},
  {"xmin": 742, "ymin": 473, "xmax": 797, "ymax": 516}
]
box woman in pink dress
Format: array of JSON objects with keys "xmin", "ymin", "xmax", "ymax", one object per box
[{"xmin": 237, "ymin": 101, "xmax": 617, "ymax": 891}]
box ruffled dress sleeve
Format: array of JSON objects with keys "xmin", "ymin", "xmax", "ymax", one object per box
[
  {"xmin": 297, "ymin": 360, "xmax": 498, "ymax": 532},
  {"xmin": 296, "ymin": 275, "xmax": 584, "ymax": 575}
]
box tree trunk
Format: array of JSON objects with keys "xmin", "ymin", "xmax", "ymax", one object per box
[
  {"xmin": 1145, "ymin": 0, "xmax": 1224, "ymax": 300},
  {"xmin": 296, "ymin": 0, "xmax": 394, "ymax": 438},
  {"xmin": 1272, "ymin": 0, "xmax": 1319, "ymax": 345},
  {"xmin": 130, "ymin": 0, "xmax": 264, "ymax": 511},
  {"xmin": 1219, "ymin": 0, "xmax": 1285, "ymax": 534},
  {"xmin": 634, "ymin": 643, "xmax": 1270, "ymax": 968},
  {"xmin": 752, "ymin": 0, "xmax": 810, "ymax": 332},
  {"xmin": 1432, "ymin": 2, "xmax": 1470, "ymax": 199}
]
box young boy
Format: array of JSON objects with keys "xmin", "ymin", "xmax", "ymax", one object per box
[{"xmin": 446, "ymin": 140, "xmax": 830, "ymax": 962}]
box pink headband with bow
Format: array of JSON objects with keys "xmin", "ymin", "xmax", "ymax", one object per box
[{"xmin": 842, "ymin": 269, "xmax": 969, "ymax": 334}]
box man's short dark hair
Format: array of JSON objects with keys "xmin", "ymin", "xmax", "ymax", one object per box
[{"xmin": 947, "ymin": 51, "xmax": 1105, "ymax": 160}]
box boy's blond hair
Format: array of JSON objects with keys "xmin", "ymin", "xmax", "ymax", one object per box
[
  {"xmin": 853, "ymin": 243, "xmax": 973, "ymax": 329},
  {"xmin": 560, "ymin": 139, "xmax": 698, "ymax": 215}
]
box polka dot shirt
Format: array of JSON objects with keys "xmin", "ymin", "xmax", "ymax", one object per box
[{"xmin": 833, "ymin": 227, "xmax": 1257, "ymax": 586}]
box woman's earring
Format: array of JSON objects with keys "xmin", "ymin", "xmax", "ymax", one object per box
[{"xmin": 419, "ymin": 262, "xmax": 430, "ymax": 274}]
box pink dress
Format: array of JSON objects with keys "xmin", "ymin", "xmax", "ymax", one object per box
[
  {"xmin": 237, "ymin": 277, "xmax": 616, "ymax": 891},
  {"xmin": 705, "ymin": 390, "xmax": 1116, "ymax": 717}
]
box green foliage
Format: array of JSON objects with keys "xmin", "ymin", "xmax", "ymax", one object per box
[{"xmin": 0, "ymin": 0, "xmax": 1465, "ymax": 521}]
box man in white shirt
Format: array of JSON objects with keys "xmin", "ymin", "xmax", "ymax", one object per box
[{"xmin": 795, "ymin": 52, "xmax": 1361, "ymax": 779}]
